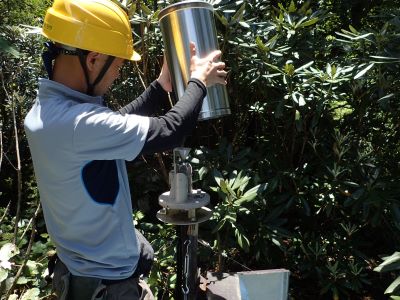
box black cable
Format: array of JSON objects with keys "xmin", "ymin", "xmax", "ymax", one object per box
[{"xmin": 198, "ymin": 239, "xmax": 252, "ymax": 271}]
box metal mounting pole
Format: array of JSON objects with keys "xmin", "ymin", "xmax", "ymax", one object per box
[
  {"xmin": 185, "ymin": 224, "xmax": 198, "ymax": 299},
  {"xmin": 157, "ymin": 148, "xmax": 212, "ymax": 300},
  {"xmin": 175, "ymin": 226, "xmax": 183, "ymax": 299}
]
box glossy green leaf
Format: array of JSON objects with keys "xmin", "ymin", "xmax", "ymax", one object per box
[
  {"xmin": 298, "ymin": 17, "xmax": 319, "ymax": 28},
  {"xmin": 213, "ymin": 169, "xmax": 224, "ymax": 187},
  {"xmin": 0, "ymin": 268, "xmax": 8, "ymax": 283},
  {"xmin": 232, "ymin": 2, "xmax": 246, "ymax": 22},
  {"xmin": 255, "ymin": 36, "xmax": 268, "ymax": 52},
  {"xmin": 0, "ymin": 37, "xmax": 20, "ymax": 58},
  {"xmin": 215, "ymin": 13, "xmax": 229, "ymax": 26},
  {"xmin": 374, "ymin": 252, "xmax": 400, "ymax": 273},
  {"xmin": 288, "ymin": 0, "xmax": 296, "ymax": 13},
  {"xmin": 140, "ymin": 3, "xmax": 152, "ymax": 15},
  {"xmin": 236, "ymin": 183, "xmax": 267, "ymax": 205},
  {"xmin": 21, "ymin": 288, "xmax": 40, "ymax": 300},
  {"xmin": 385, "ymin": 276, "xmax": 400, "ymax": 294},
  {"xmin": 354, "ymin": 63, "xmax": 374, "ymax": 79},
  {"xmin": 0, "ymin": 243, "xmax": 19, "ymax": 262},
  {"xmin": 17, "ymin": 276, "xmax": 29, "ymax": 284}
]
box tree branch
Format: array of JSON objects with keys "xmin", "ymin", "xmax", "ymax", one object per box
[
  {"xmin": 0, "ymin": 128, "xmax": 3, "ymax": 173},
  {"xmin": 1, "ymin": 68, "xmax": 23, "ymax": 245},
  {"xmin": 4, "ymin": 204, "xmax": 38, "ymax": 299}
]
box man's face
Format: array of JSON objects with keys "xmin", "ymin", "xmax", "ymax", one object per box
[{"xmin": 90, "ymin": 54, "xmax": 125, "ymax": 96}]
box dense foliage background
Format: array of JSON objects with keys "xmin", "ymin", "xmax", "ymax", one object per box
[{"xmin": 1, "ymin": 0, "xmax": 400, "ymax": 299}]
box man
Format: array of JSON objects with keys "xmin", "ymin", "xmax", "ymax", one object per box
[{"xmin": 24, "ymin": 0, "xmax": 227, "ymax": 299}]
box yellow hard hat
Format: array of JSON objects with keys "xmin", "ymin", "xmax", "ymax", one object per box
[{"xmin": 41, "ymin": 0, "xmax": 141, "ymax": 61}]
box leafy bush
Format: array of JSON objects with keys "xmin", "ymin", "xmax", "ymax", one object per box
[{"xmin": 0, "ymin": 206, "xmax": 55, "ymax": 299}]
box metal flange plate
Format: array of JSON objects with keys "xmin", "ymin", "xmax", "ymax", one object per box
[
  {"xmin": 157, "ymin": 207, "xmax": 212, "ymax": 225},
  {"xmin": 158, "ymin": 190, "xmax": 210, "ymax": 209}
]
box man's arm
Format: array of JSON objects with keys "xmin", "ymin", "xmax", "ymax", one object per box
[
  {"xmin": 124, "ymin": 44, "xmax": 226, "ymax": 155},
  {"xmin": 118, "ymin": 80, "xmax": 170, "ymax": 116},
  {"xmin": 140, "ymin": 78, "xmax": 206, "ymax": 155}
]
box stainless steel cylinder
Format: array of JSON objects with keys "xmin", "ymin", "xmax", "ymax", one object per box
[{"xmin": 158, "ymin": 0, "xmax": 230, "ymax": 120}]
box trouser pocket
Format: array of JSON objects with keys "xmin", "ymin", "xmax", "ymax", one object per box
[
  {"xmin": 69, "ymin": 275, "xmax": 107, "ymax": 300},
  {"xmin": 52, "ymin": 258, "xmax": 70, "ymax": 299},
  {"xmin": 53, "ymin": 259, "xmax": 107, "ymax": 300},
  {"xmin": 58, "ymin": 272, "xmax": 70, "ymax": 300}
]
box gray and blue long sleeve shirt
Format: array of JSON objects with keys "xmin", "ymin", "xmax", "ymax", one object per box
[{"xmin": 24, "ymin": 78, "xmax": 206, "ymax": 280}]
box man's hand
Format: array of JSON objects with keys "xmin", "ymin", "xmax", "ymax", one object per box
[
  {"xmin": 157, "ymin": 55, "xmax": 173, "ymax": 92},
  {"xmin": 189, "ymin": 42, "xmax": 227, "ymax": 87}
]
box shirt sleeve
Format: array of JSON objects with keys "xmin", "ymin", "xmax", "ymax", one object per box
[
  {"xmin": 73, "ymin": 105, "xmax": 150, "ymax": 161},
  {"xmin": 73, "ymin": 78, "xmax": 205, "ymax": 160},
  {"xmin": 140, "ymin": 78, "xmax": 206, "ymax": 155},
  {"xmin": 119, "ymin": 80, "xmax": 170, "ymax": 116}
]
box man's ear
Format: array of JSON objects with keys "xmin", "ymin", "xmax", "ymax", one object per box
[{"xmin": 85, "ymin": 52, "xmax": 101, "ymax": 71}]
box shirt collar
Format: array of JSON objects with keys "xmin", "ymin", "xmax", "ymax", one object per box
[{"xmin": 38, "ymin": 78, "xmax": 104, "ymax": 105}]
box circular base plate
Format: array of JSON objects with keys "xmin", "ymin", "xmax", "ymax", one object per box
[
  {"xmin": 157, "ymin": 207, "xmax": 212, "ymax": 225},
  {"xmin": 159, "ymin": 191, "xmax": 210, "ymax": 209}
]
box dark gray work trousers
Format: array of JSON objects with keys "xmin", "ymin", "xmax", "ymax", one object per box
[{"xmin": 53, "ymin": 259, "xmax": 155, "ymax": 300}]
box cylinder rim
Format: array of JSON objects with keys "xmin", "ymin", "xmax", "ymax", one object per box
[{"xmin": 158, "ymin": 0, "xmax": 213, "ymax": 21}]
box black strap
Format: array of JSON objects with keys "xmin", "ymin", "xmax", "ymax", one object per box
[
  {"xmin": 77, "ymin": 49, "xmax": 93, "ymax": 95},
  {"xmin": 42, "ymin": 42, "xmax": 87, "ymax": 80},
  {"xmin": 92, "ymin": 55, "xmax": 115, "ymax": 89},
  {"xmin": 42, "ymin": 42, "xmax": 115, "ymax": 96},
  {"xmin": 77, "ymin": 49, "xmax": 115, "ymax": 96}
]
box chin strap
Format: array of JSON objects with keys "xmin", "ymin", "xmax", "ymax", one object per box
[
  {"xmin": 42, "ymin": 42, "xmax": 115, "ymax": 95},
  {"xmin": 77, "ymin": 50, "xmax": 115, "ymax": 96}
]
